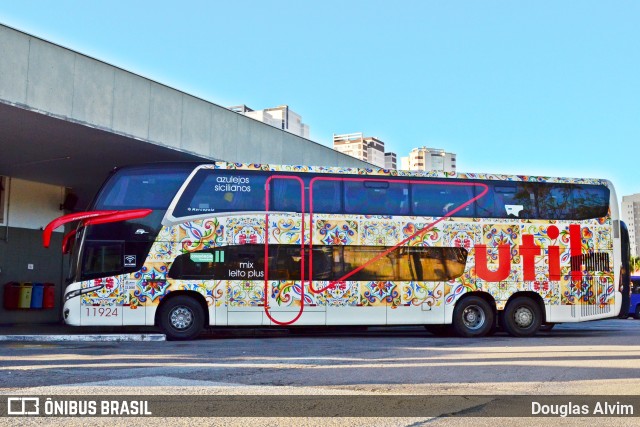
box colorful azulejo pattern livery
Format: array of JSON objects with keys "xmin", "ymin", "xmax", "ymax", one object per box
[{"xmin": 69, "ymin": 161, "xmax": 617, "ymax": 336}]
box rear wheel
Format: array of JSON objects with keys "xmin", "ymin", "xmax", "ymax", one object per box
[
  {"xmin": 158, "ymin": 295, "xmax": 205, "ymax": 341},
  {"xmin": 452, "ymin": 296, "xmax": 494, "ymax": 337},
  {"xmin": 503, "ymin": 296, "xmax": 542, "ymax": 337}
]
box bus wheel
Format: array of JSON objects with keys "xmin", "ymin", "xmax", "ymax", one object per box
[
  {"xmin": 452, "ymin": 296, "xmax": 494, "ymax": 337},
  {"xmin": 503, "ymin": 297, "xmax": 542, "ymax": 337},
  {"xmin": 158, "ymin": 295, "xmax": 204, "ymax": 341}
]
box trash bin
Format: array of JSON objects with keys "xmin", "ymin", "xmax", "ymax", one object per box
[
  {"xmin": 31, "ymin": 283, "xmax": 44, "ymax": 309},
  {"xmin": 43, "ymin": 283, "xmax": 55, "ymax": 309},
  {"xmin": 18, "ymin": 283, "xmax": 33, "ymax": 309},
  {"xmin": 3, "ymin": 282, "xmax": 20, "ymax": 309}
]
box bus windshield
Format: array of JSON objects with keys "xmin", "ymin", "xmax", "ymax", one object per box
[{"xmin": 93, "ymin": 165, "xmax": 196, "ymax": 210}]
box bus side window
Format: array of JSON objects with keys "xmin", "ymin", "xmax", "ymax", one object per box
[
  {"xmin": 311, "ymin": 180, "xmax": 341, "ymax": 214},
  {"xmin": 384, "ymin": 183, "xmax": 409, "ymax": 216},
  {"xmin": 271, "ymin": 180, "xmax": 302, "ymax": 212},
  {"xmin": 572, "ymin": 184, "xmax": 609, "ymax": 220},
  {"xmin": 474, "ymin": 183, "xmax": 495, "ymax": 217},
  {"xmin": 412, "ymin": 184, "xmax": 445, "ymax": 216},
  {"xmin": 311, "ymin": 247, "xmax": 333, "ymax": 280},
  {"xmin": 494, "ymin": 184, "xmax": 537, "ymax": 219},
  {"xmin": 344, "ymin": 181, "xmax": 408, "ymax": 216},
  {"xmin": 446, "ymin": 185, "xmax": 475, "ymax": 217},
  {"xmin": 494, "ymin": 185, "xmax": 518, "ymax": 218},
  {"xmin": 537, "ymin": 183, "xmax": 572, "ymax": 219},
  {"xmin": 173, "ymin": 170, "xmax": 267, "ymax": 217},
  {"xmin": 412, "ymin": 183, "xmax": 475, "ymax": 217}
]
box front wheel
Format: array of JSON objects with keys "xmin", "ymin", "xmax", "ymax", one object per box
[
  {"xmin": 452, "ymin": 296, "xmax": 494, "ymax": 337},
  {"xmin": 503, "ymin": 296, "xmax": 542, "ymax": 337},
  {"xmin": 158, "ymin": 295, "xmax": 205, "ymax": 341}
]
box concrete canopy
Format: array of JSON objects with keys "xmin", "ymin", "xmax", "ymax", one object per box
[
  {"xmin": 0, "ymin": 24, "xmax": 370, "ymax": 209},
  {"xmin": 0, "ymin": 102, "xmax": 205, "ymax": 209}
]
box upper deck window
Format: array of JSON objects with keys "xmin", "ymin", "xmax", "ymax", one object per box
[
  {"xmin": 473, "ymin": 181, "xmax": 609, "ymax": 220},
  {"xmin": 572, "ymin": 184, "xmax": 609, "ymax": 219},
  {"xmin": 174, "ymin": 170, "xmax": 267, "ymax": 217},
  {"xmin": 344, "ymin": 180, "xmax": 409, "ymax": 216},
  {"xmin": 170, "ymin": 167, "xmax": 610, "ymax": 221},
  {"xmin": 412, "ymin": 183, "xmax": 476, "ymax": 217}
]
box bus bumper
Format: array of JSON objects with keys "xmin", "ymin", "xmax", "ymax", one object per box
[
  {"xmin": 62, "ymin": 283, "xmax": 82, "ymax": 326},
  {"xmin": 614, "ymin": 290, "xmax": 623, "ymax": 317}
]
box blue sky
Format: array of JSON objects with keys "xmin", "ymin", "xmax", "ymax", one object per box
[{"xmin": 1, "ymin": 1, "xmax": 638, "ymax": 199}]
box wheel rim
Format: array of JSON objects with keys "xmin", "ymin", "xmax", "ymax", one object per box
[
  {"xmin": 170, "ymin": 306, "xmax": 194, "ymax": 330},
  {"xmin": 513, "ymin": 306, "xmax": 534, "ymax": 328},
  {"xmin": 462, "ymin": 305, "xmax": 486, "ymax": 330}
]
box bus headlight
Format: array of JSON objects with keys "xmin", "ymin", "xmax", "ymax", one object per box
[{"xmin": 64, "ymin": 285, "xmax": 104, "ymax": 301}]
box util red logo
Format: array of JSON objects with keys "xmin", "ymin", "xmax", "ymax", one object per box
[{"xmin": 474, "ymin": 224, "xmax": 585, "ymax": 282}]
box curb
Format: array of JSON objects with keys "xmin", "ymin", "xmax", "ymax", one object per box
[{"xmin": 0, "ymin": 334, "xmax": 166, "ymax": 342}]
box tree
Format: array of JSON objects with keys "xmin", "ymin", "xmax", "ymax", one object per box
[{"xmin": 631, "ymin": 256, "xmax": 640, "ymax": 275}]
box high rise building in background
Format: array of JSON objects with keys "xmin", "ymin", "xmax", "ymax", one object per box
[
  {"xmin": 384, "ymin": 152, "xmax": 397, "ymax": 169},
  {"xmin": 622, "ymin": 194, "xmax": 640, "ymax": 257},
  {"xmin": 400, "ymin": 146, "xmax": 456, "ymax": 173},
  {"xmin": 230, "ymin": 105, "xmax": 309, "ymax": 139},
  {"xmin": 333, "ymin": 133, "xmax": 395, "ymax": 169}
]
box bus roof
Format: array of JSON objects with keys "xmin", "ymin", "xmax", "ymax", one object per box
[
  {"xmin": 207, "ymin": 161, "xmax": 611, "ymax": 187},
  {"xmin": 108, "ymin": 160, "xmax": 611, "ymax": 187}
]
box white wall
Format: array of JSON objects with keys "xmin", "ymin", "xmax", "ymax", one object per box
[{"xmin": 8, "ymin": 178, "xmax": 65, "ymax": 231}]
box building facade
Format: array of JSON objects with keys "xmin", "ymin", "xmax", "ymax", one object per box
[
  {"xmin": 333, "ymin": 132, "xmax": 396, "ymax": 169},
  {"xmin": 384, "ymin": 152, "xmax": 397, "ymax": 170},
  {"xmin": 400, "ymin": 146, "xmax": 456, "ymax": 173},
  {"xmin": 230, "ymin": 104, "xmax": 310, "ymax": 139},
  {"xmin": 622, "ymin": 194, "xmax": 640, "ymax": 258}
]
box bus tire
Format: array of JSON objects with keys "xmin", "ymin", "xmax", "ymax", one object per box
[
  {"xmin": 452, "ymin": 296, "xmax": 494, "ymax": 338},
  {"xmin": 503, "ymin": 296, "xmax": 542, "ymax": 337},
  {"xmin": 158, "ymin": 295, "xmax": 204, "ymax": 341}
]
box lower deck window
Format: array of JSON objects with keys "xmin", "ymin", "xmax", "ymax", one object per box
[{"xmin": 168, "ymin": 244, "xmax": 468, "ymax": 282}]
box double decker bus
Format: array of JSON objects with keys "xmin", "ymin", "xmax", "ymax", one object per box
[{"xmin": 43, "ymin": 162, "xmax": 624, "ymax": 340}]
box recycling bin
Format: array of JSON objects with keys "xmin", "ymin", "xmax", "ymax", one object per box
[
  {"xmin": 18, "ymin": 282, "xmax": 33, "ymax": 309},
  {"xmin": 43, "ymin": 283, "xmax": 56, "ymax": 309},
  {"xmin": 31, "ymin": 283, "xmax": 44, "ymax": 309},
  {"xmin": 3, "ymin": 282, "xmax": 20, "ymax": 309}
]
